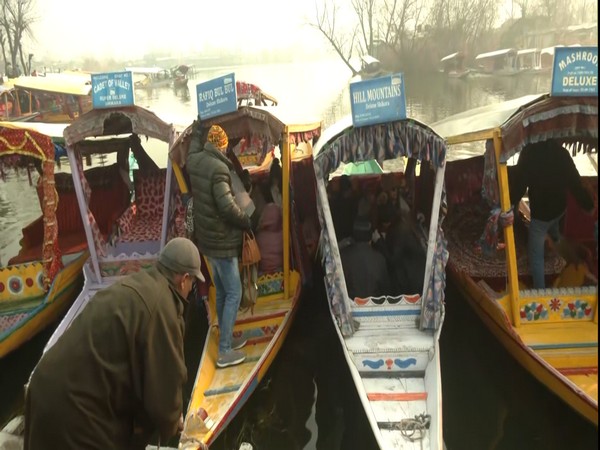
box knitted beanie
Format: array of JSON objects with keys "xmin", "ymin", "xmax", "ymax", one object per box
[{"xmin": 207, "ymin": 124, "xmax": 228, "ymax": 150}]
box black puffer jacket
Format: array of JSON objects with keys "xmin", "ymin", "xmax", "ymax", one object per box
[{"xmin": 187, "ymin": 137, "xmax": 250, "ymax": 258}]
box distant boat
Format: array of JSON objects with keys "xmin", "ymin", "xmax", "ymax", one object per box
[
  {"xmin": 9, "ymin": 73, "xmax": 93, "ymax": 122},
  {"xmin": 359, "ymin": 55, "xmax": 388, "ymax": 79},
  {"xmin": 440, "ymin": 52, "xmax": 470, "ymax": 78},
  {"xmin": 125, "ymin": 66, "xmax": 175, "ymax": 89},
  {"xmin": 473, "ymin": 48, "xmax": 519, "ymax": 76},
  {"xmin": 515, "ymin": 48, "xmax": 551, "ymax": 75},
  {"xmin": 171, "ymin": 64, "xmax": 190, "ymax": 89}
]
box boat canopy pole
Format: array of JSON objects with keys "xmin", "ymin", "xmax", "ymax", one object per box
[
  {"xmin": 282, "ymin": 129, "xmax": 290, "ymax": 299},
  {"xmin": 160, "ymin": 157, "xmax": 173, "ymax": 250},
  {"xmin": 493, "ymin": 130, "xmax": 520, "ymax": 327},
  {"xmin": 160, "ymin": 129, "xmax": 178, "ymax": 250},
  {"xmin": 172, "ymin": 162, "xmax": 189, "ymax": 195},
  {"xmin": 419, "ymin": 162, "xmax": 446, "ymax": 331},
  {"xmin": 67, "ymin": 148, "xmax": 102, "ymax": 283}
]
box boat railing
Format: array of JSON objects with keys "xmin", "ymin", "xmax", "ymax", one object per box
[{"xmin": 520, "ymin": 286, "xmax": 597, "ymax": 298}]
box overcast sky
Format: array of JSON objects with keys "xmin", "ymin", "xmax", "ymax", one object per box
[{"xmin": 32, "ymin": 0, "xmax": 327, "ymax": 61}]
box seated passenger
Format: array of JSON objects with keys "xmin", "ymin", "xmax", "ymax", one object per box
[
  {"xmin": 375, "ymin": 208, "xmax": 425, "ymax": 295},
  {"xmin": 330, "ymin": 175, "xmax": 358, "ymax": 242},
  {"xmin": 340, "ymin": 216, "xmax": 390, "ymax": 300},
  {"xmin": 256, "ymin": 203, "xmax": 283, "ymax": 274}
]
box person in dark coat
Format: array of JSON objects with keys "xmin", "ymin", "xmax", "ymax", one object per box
[
  {"xmin": 339, "ymin": 216, "xmax": 391, "ymax": 300},
  {"xmin": 24, "ymin": 237, "xmax": 204, "ymax": 450},
  {"xmin": 256, "ymin": 202, "xmax": 284, "ymax": 274},
  {"xmin": 510, "ymin": 140, "xmax": 594, "ymax": 288},
  {"xmin": 187, "ymin": 124, "xmax": 252, "ymax": 368}
]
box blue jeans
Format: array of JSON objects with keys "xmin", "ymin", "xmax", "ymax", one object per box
[
  {"xmin": 206, "ymin": 256, "xmax": 242, "ymax": 354},
  {"xmin": 528, "ymin": 214, "xmax": 562, "ymax": 289}
]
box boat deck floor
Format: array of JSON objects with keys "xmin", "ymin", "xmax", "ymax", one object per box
[{"xmin": 520, "ymin": 321, "xmax": 598, "ymax": 401}]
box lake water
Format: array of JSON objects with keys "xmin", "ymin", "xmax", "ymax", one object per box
[{"xmin": 0, "ymin": 58, "xmax": 597, "ymax": 450}]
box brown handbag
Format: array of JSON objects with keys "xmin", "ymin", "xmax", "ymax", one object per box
[
  {"xmin": 240, "ymin": 231, "xmax": 261, "ymax": 314},
  {"xmin": 241, "ymin": 231, "xmax": 261, "ymax": 266}
]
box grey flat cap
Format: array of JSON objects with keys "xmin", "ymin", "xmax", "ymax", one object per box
[{"xmin": 159, "ymin": 237, "xmax": 205, "ymax": 282}]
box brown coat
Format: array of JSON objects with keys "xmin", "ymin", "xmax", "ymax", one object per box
[{"xmin": 24, "ymin": 265, "xmax": 187, "ymax": 450}]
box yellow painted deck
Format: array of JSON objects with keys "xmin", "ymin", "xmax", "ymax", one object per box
[{"xmin": 180, "ymin": 271, "xmax": 301, "ymax": 449}]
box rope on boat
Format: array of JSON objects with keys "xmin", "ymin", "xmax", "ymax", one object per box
[{"xmin": 379, "ymin": 413, "xmax": 431, "ymax": 441}]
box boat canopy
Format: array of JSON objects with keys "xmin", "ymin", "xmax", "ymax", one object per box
[
  {"xmin": 13, "ymin": 75, "xmax": 92, "ymax": 97},
  {"xmin": 169, "ymin": 105, "xmax": 321, "ymax": 168},
  {"xmin": 0, "ymin": 122, "xmax": 61, "ymax": 286},
  {"xmin": 313, "ymin": 115, "xmax": 446, "ymax": 179},
  {"xmin": 236, "ymin": 81, "xmax": 278, "ymax": 106},
  {"xmin": 475, "ymin": 48, "xmax": 517, "ymax": 60},
  {"xmin": 517, "ymin": 48, "xmax": 539, "ymax": 55},
  {"xmin": 432, "ymin": 94, "xmax": 598, "ymax": 162},
  {"xmin": 64, "ymin": 105, "xmax": 174, "ymax": 146},
  {"xmin": 313, "ymin": 115, "xmax": 448, "ymax": 333},
  {"xmin": 440, "ymin": 52, "xmax": 462, "ymax": 62}
]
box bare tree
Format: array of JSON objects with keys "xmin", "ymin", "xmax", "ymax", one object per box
[
  {"xmin": 311, "ymin": 0, "xmax": 430, "ymax": 74},
  {"xmin": 312, "ymin": 0, "xmax": 360, "ymax": 75},
  {"xmin": 427, "ymin": 0, "xmax": 499, "ymax": 56},
  {"xmin": 0, "ymin": 0, "xmax": 36, "ymax": 76}
]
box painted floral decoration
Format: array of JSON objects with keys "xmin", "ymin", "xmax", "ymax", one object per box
[
  {"xmin": 520, "ymin": 302, "xmax": 548, "ymax": 321},
  {"xmin": 562, "ymin": 300, "xmax": 592, "ymax": 319}
]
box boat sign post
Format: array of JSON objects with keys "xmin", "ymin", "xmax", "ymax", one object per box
[
  {"xmin": 91, "ymin": 71, "xmax": 135, "ymax": 109},
  {"xmin": 349, "ymin": 73, "xmax": 406, "ymax": 127},
  {"xmin": 196, "ymin": 73, "xmax": 238, "ymax": 120},
  {"xmin": 551, "ymin": 46, "xmax": 598, "ymax": 96}
]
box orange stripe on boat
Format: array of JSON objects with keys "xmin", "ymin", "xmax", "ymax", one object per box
[
  {"xmin": 367, "ymin": 392, "xmax": 428, "ymax": 401},
  {"xmin": 558, "ymin": 367, "xmax": 598, "ymax": 376}
]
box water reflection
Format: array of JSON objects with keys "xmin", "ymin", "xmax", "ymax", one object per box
[{"xmin": 0, "ymin": 171, "xmax": 42, "ymax": 265}]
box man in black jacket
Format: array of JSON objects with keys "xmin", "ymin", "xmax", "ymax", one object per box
[
  {"xmin": 510, "ymin": 140, "xmax": 594, "ymax": 289},
  {"xmin": 187, "ymin": 124, "xmax": 252, "ymax": 368}
]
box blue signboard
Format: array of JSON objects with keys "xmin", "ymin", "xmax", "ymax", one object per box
[
  {"xmin": 551, "ymin": 46, "xmax": 598, "ymax": 96},
  {"xmin": 350, "ymin": 73, "xmax": 406, "ymax": 127},
  {"xmin": 196, "ymin": 73, "xmax": 238, "ymax": 120},
  {"xmin": 91, "ymin": 71, "xmax": 134, "ymax": 109}
]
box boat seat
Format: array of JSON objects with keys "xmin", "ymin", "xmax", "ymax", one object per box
[
  {"xmin": 444, "ymin": 203, "xmax": 565, "ymax": 278},
  {"xmin": 12, "ymin": 165, "xmax": 129, "ymax": 264},
  {"xmin": 116, "ymin": 169, "xmax": 168, "ymax": 243}
]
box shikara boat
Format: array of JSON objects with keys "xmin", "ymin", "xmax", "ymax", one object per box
[
  {"xmin": 236, "ymin": 81, "xmax": 278, "ymax": 107},
  {"xmin": 440, "ymin": 52, "xmax": 470, "ymax": 78},
  {"xmin": 0, "ymin": 122, "xmax": 87, "ymax": 358},
  {"xmin": 431, "ymin": 93, "xmax": 598, "ymax": 425},
  {"xmin": 126, "ymin": 67, "xmax": 175, "ymax": 89},
  {"xmin": 43, "ymin": 105, "xmax": 185, "ymax": 351},
  {"xmin": 473, "ymin": 48, "xmax": 519, "ymax": 76},
  {"xmin": 11, "ymin": 73, "xmax": 93, "ymax": 123},
  {"xmin": 312, "ymin": 114, "xmax": 448, "ymax": 449},
  {"xmin": 168, "ymin": 105, "xmax": 322, "ymax": 449},
  {"xmin": 0, "ymin": 84, "xmax": 38, "ymax": 121}
]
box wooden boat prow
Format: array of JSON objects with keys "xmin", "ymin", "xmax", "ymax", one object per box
[
  {"xmin": 0, "ymin": 122, "xmax": 87, "ymax": 358},
  {"xmin": 313, "ymin": 108, "xmax": 447, "ymax": 449},
  {"xmin": 433, "ymin": 92, "xmax": 598, "ymax": 425},
  {"xmin": 42, "ymin": 104, "xmax": 183, "ymax": 353},
  {"xmin": 170, "ymin": 103, "xmax": 322, "ymax": 448}
]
